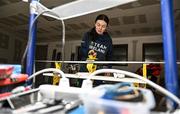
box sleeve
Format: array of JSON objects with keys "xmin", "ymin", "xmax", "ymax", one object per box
[
  {"xmin": 80, "ymin": 32, "xmax": 89, "ymax": 61},
  {"xmin": 106, "ymin": 38, "xmax": 113, "ymax": 68}
]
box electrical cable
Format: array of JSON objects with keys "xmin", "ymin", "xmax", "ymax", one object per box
[
  {"xmin": 21, "ymin": 1, "xmax": 66, "ymax": 72},
  {"xmin": 87, "ymin": 69, "xmax": 180, "ymax": 107},
  {"xmin": 29, "ymin": 67, "xmax": 180, "ymax": 107},
  {"xmin": 61, "ymin": 19, "xmax": 65, "ymax": 67},
  {"xmin": 28, "ymin": 68, "xmax": 65, "ymax": 80},
  {"xmin": 21, "ymin": 0, "xmax": 180, "ymax": 111},
  {"xmin": 27, "ymin": 67, "xmax": 180, "ymax": 112}
]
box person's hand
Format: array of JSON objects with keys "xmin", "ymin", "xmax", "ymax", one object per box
[{"xmin": 88, "ymin": 50, "xmax": 97, "ymax": 58}]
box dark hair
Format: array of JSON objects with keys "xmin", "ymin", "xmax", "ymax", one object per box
[
  {"xmin": 95, "ymin": 14, "xmax": 109, "ymax": 25},
  {"xmin": 88, "ymin": 14, "xmax": 109, "ymax": 41}
]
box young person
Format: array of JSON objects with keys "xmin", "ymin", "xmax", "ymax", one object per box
[{"xmin": 79, "ymin": 14, "xmax": 113, "ymax": 86}]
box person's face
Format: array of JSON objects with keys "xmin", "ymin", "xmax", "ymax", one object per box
[{"xmin": 95, "ymin": 20, "xmax": 107, "ymax": 35}]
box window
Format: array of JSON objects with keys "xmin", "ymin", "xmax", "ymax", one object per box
[
  {"xmin": 143, "ymin": 43, "xmax": 163, "ymax": 62},
  {"xmin": 77, "ymin": 46, "xmax": 81, "ymax": 61},
  {"xmin": 112, "ymin": 44, "xmax": 128, "ymax": 66},
  {"xmin": 13, "ymin": 39, "xmax": 22, "ymax": 63},
  {"xmin": 0, "ymin": 33, "xmax": 9, "ymax": 49}
]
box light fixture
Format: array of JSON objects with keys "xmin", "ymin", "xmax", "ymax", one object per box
[{"xmin": 34, "ymin": 0, "xmax": 138, "ymax": 20}]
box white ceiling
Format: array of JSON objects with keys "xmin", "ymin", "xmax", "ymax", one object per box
[{"xmin": 0, "ymin": 0, "xmax": 179, "ymax": 42}]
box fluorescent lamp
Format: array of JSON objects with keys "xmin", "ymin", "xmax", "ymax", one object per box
[{"xmin": 42, "ymin": 0, "xmax": 137, "ymax": 20}]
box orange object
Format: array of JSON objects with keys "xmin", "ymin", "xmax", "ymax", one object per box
[
  {"xmin": 0, "ymin": 74, "xmax": 28, "ymax": 86},
  {"xmin": 0, "ymin": 66, "xmax": 14, "ymax": 79},
  {"xmin": 0, "ymin": 92, "xmax": 12, "ymax": 99}
]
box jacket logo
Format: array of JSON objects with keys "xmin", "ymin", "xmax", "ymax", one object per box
[{"xmin": 89, "ymin": 41, "xmax": 107, "ymax": 54}]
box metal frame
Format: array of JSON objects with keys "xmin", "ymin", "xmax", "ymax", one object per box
[
  {"xmin": 161, "ymin": 0, "xmax": 179, "ymax": 107},
  {"xmin": 26, "ymin": 0, "xmax": 179, "ymax": 108}
]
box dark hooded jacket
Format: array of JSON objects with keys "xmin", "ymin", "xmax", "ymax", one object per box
[{"xmin": 80, "ymin": 28, "xmax": 113, "ymax": 72}]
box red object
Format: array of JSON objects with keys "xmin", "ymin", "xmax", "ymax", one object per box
[
  {"xmin": 136, "ymin": 64, "xmax": 161, "ymax": 77},
  {"xmin": 0, "ymin": 74, "xmax": 28, "ymax": 86},
  {"xmin": 146, "ymin": 64, "xmax": 161, "ymax": 77},
  {"xmin": 0, "ymin": 92, "xmax": 12, "ymax": 99},
  {"xmin": 0, "ymin": 66, "xmax": 14, "ymax": 79}
]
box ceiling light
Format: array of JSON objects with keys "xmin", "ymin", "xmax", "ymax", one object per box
[{"xmin": 41, "ymin": 0, "xmax": 138, "ymax": 20}]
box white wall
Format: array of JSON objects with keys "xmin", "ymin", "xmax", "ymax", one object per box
[
  {"xmin": 0, "ymin": 29, "xmax": 26, "ymax": 64},
  {"xmin": 112, "ymin": 35, "xmax": 162, "ymax": 71},
  {"xmin": 37, "ymin": 31, "xmax": 180, "ymax": 75},
  {"xmin": 37, "ymin": 41, "xmax": 73, "ymax": 68},
  {"xmin": 44, "ymin": 35, "xmax": 162, "ymax": 72}
]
